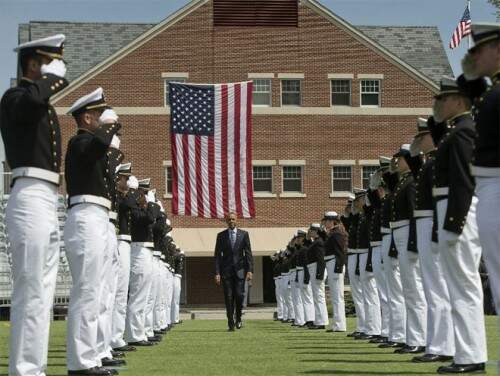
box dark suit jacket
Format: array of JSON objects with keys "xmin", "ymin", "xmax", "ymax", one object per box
[{"xmin": 214, "ymin": 228, "xmax": 253, "ymax": 280}]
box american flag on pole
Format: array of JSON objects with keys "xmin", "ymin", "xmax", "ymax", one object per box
[
  {"xmin": 449, "ymin": 5, "xmax": 471, "ymax": 49},
  {"xmin": 169, "ymin": 81, "xmax": 255, "ymax": 219}
]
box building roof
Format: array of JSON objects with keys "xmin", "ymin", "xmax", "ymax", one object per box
[
  {"xmin": 357, "ymin": 26, "xmax": 452, "ymax": 83},
  {"xmin": 18, "ymin": 14, "xmax": 451, "ymax": 84}
]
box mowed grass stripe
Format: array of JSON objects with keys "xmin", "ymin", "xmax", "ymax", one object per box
[{"xmin": 0, "ymin": 317, "xmax": 497, "ymax": 375}]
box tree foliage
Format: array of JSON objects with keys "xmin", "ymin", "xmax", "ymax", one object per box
[{"xmin": 488, "ymin": 0, "xmax": 500, "ymax": 20}]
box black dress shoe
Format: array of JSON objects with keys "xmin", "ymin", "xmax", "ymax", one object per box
[
  {"xmin": 159, "ymin": 328, "xmax": 167, "ymax": 334},
  {"xmin": 110, "ymin": 351, "xmax": 125, "ymax": 358},
  {"xmin": 437, "ymin": 363, "xmax": 485, "ymax": 374},
  {"xmin": 347, "ymin": 331, "xmax": 361, "ymax": 337},
  {"xmin": 101, "ymin": 358, "xmax": 126, "ymax": 367},
  {"xmin": 354, "ymin": 333, "xmax": 373, "ymax": 340},
  {"xmin": 104, "ymin": 369, "xmax": 118, "ymax": 376},
  {"xmin": 113, "ymin": 345, "xmax": 136, "ymax": 352},
  {"xmin": 228, "ymin": 327, "xmax": 235, "ymax": 332},
  {"xmin": 370, "ymin": 336, "xmax": 388, "ymax": 344},
  {"xmin": 128, "ymin": 340, "xmax": 156, "ymax": 346},
  {"xmin": 68, "ymin": 366, "xmax": 113, "ymax": 375},
  {"xmin": 308, "ymin": 325, "xmax": 326, "ymax": 330},
  {"xmin": 304, "ymin": 321, "xmax": 315, "ymax": 328},
  {"xmin": 361, "ymin": 335, "xmax": 380, "ymax": 341},
  {"xmin": 395, "ymin": 345, "xmax": 426, "ymax": 354},
  {"xmin": 236, "ymin": 321, "xmax": 243, "ymax": 329},
  {"xmin": 147, "ymin": 335, "xmax": 162, "ymax": 342},
  {"xmin": 379, "ymin": 341, "xmax": 405, "ymax": 348},
  {"xmin": 413, "ymin": 354, "xmax": 454, "ymax": 363}
]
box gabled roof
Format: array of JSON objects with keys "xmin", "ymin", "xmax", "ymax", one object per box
[
  {"xmin": 17, "ymin": 0, "xmax": 450, "ymax": 103},
  {"xmin": 357, "ymin": 26, "xmax": 452, "ymax": 83}
]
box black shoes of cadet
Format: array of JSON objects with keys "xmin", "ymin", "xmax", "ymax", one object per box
[
  {"xmin": 412, "ymin": 354, "xmax": 454, "ymax": 363},
  {"xmin": 308, "ymin": 325, "xmax": 325, "ymax": 330},
  {"xmin": 437, "ymin": 363, "xmax": 485, "ymax": 374},
  {"xmin": 147, "ymin": 335, "xmax": 162, "ymax": 342},
  {"xmin": 394, "ymin": 345, "xmax": 426, "ymax": 354},
  {"xmin": 101, "ymin": 358, "xmax": 126, "ymax": 367},
  {"xmin": 236, "ymin": 321, "xmax": 243, "ymax": 329},
  {"xmin": 128, "ymin": 340, "xmax": 157, "ymax": 346},
  {"xmin": 68, "ymin": 366, "xmax": 114, "ymax": 375},
  {"xmin": 113, "ymin": 345, "xmax": 136, "ymax": 352},
  {"xmin": 379, "ymin": 341, "xmax": 405, "ymax": 348}
]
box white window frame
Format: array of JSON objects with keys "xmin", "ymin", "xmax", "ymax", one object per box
[
  {"xmin": 251, "ymin": 78, "xmax": 272, "ymax": 107},
  {"xmin": 279, "ymin": 161, "xmax": 306, "ymax": 197},
  {"xmin": 252, "ymin": 165, "xmax": 275, "ymax": 198},
  {"xmin": 280, "ymin": 79, "xmax": 302, "ymax": 107},
  {"xmin": 360, "ymin": 79, "xmax": 381, "ymax": 108},
  {"xmin": 330, "ymin": 165, "xmax": 353, "ymax": 198},
  {"xmin": 163, "ymin": 75, "xmax": 188, "ymax": 107},
  {"xmin": 330, "ymin": 79, "xmax": 352, "ymax": 107},
  {"xmin": 163, "ymin": 160, "xmax": 173, "ymax": 198}
]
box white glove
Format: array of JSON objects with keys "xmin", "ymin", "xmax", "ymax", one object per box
[
  {"xmin": 99, "ymin": 109, "xmax": 118, "ymax": 125},
  {"xmin": 110, "ymin": 135, "xmax": 120, "ymax": 149},
  {"xmin": 365, "ymin": 195, "xmax": 371, "ymax": 207},
  {"xmin": 409, "ymin": 137, "xmax": 420, "ymax": 157},
  {"xmin": 369, "ymin": 172, "xmax": 382, "ymax": 190},
  {"xmin": 157, "ymin": 199, "xmax": 165, "ymax": 213},
  {"xmin": 127, "ymin": 175, "xmax": 139, "ymax": 190},
  {"xmin": 443, "ymin": 229, "xmax": 459, "ymax": 247},
  {"xmin": 41, "ymin": 59, "xmax": 67, "ymax": 78},
  {"xmin": 146, "ymin": 190, "xmax": 156, "ymax": 203}
]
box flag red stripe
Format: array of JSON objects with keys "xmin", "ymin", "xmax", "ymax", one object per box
[
  {"xmin": 195, "ymin": 136, "xmax": 204, "ymax": 217},
  {"xmin": 208, "ymin": 135, "xmax": 217, "ymax": 218},
  {"xmin": 182, "ymin": 134, "xmax": 191, "ymax": 215},
  {"xmin": 234, "ymin": 83, "xmax": 243, "ymax": 218},
  {"xmin": 246, "ymin": 82, "xmax": 255, "ymax": 217},
  {"xmin": 171, "ymin": 132, "xmax": 179, "ymax": 215},
  {"xmin": 221, "ymin": 84, "xmax": 229, "ymax": 216}
]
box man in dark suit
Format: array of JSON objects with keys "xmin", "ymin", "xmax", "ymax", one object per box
[{"xmin": 214, "ymin": 212, "xmax": 253, "ymax": 331}]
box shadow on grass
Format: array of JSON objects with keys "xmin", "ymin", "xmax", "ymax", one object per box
[
  {"xmin": 296, "ymin": 351, "xmax": 389, "ymax": 355},
  {"xmin": 300, "ymin": 370, "xmax": 436, "ymax": 375},
  {"xmin": 300, "ymin": 358, "xmax": 416, "ymax": 364},
  {"xmin": 48, "ymin": 349, "xmax": 66, "ymax": 353},
  {"xmin": 288, "ymin": 346, "xmax": 377, "ymax": 350}
]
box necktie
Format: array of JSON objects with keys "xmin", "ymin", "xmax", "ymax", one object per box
[{"xmin": 230, "ymin": 230, "xmax": 236, "ymax": 248}]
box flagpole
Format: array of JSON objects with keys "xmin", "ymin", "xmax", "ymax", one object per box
[{"xmin": 468, "ymin": 0, "xmax": 472, "ymax": 48}]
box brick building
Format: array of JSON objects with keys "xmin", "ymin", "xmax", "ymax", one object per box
[{"xmin": 16, "ymin": 0, "xmax": 451, "ymax": 305}]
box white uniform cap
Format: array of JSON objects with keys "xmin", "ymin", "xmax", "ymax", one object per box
[
  {"xmin": 116, "ymin": 163, "xmax": 132, "ymax": 175},
  {"xmin": 14, "ymin": 34, "xmax": 65, "ymax": 55},
  {"xmin": 67, "ymin": 87, "xmax": 108, "ymax": 115},
  {"xmin": 323, "ymin": 211, "xmax": 339, "ymax": 220}
]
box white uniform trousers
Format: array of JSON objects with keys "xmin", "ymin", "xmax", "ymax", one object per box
[
  {"xmin": 7, "ymin": 178, "xmax": 60, "ymax": 376},
  {"xmin": 110, "ymin": 240, "xmax": 131, "ymax": 349},
  {"xmin": 65, "ymin": 203, "xmax": 109, "ymax": 371},
  {"xmin": 325, "ymin": 257, "xmax": 346, "ymax": 331},
  {"xmin": 172, "ymin": 274, "xmax": 182, "ymax": 323},
  {"xmin": 393, "ymin": 225, "xmax": 427, "ymax": 347},
  {"xmin": 274, "ymin": 277, "xmax": 284, "ymax": 320},
  {"xmin": 475, "ymin": 177, "xmax": 500, "ymax": 371},
  {"xmin": 144, "ymin": 251, "xmax": 157, "ymax": 337},
  {"xmin": 416, "ymin": 217, "xmax": 454, "ymax": 356},
  {"xmin": 96, "ymin": 223, "xmax": 119, "ymax": 361},
  {"xmin": 164, "ymin": 266, "xmax": 174, "ymax": 326},
  {"xmin": 158, "ymin": 264, "xmax": 168, "ymax": 330},
  {"xmin": 297, "ymin": 269, "xmax": 315, "ymax": 323},
  {"xmin": 359, "ymin": 252, "xmax": 381, "ymax": 336},
  {"xmin": 371, "ymin": 245, "xmax": 389, "ymax": 338},
  {"xmin": 381, "ymin": 233, "xmax": 406, "ymax": 343},
  {"xmin": 124, "ymin": 243, "xmax": 153, "ymax": 343},
  {"xmin": 307, "ymin": 262, "xmax": 328, "ymax": 326},
  {"xmin": 347, "ymin": 254, "xmax": 365, "ymax": 333},
  {"xmin": 152, "ymin": 258, "xmax": 164, "ymax": 331},
  {"xmin": 282, "ymin": 273, "xmax": 295, "ymax": 320},
  {"xmin": 437, "ymin": 197, "xmax": 487, "ymax": 364},
  {"xmin": 290, "ymin": 271, "xmax": 305, "ymax": 326}
]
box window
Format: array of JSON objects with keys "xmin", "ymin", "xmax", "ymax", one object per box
[
  {"xmin": 332, "ymin": 166, "xmax": 352, "ymax": 192},
  {"xmin": 166, "ymin": 166, "xmax": 173, "ymax": 194},
  {"xmin": 331, "ymin": 80, "xmax": 351, "ymax": 106},
  {"xmin": 282, "ymin": 166, "xmax": 303, "ymax": 192},
  {"xmin": 362, "ymin": 165, "xmax": 379, "ymax": 189},
  {"xmin": 164, "ymin": 77, "xmax": 187, "ymax": 106},
  {"xmin": 253, "ymin": 166, "xmax": 273, "ymax": 192},
  {"xmin": 360, "ymin": 80, "xmax": 380, "ymax": 106},
  {"xmin": 252, "ymin": 79, "xmax": 272, "ymax": 106},
  {"xmin": 281, "ymin": 79, "xmax": 301, "ymax": 106}
]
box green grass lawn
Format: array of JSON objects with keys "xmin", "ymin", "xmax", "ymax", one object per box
[{"xmin": 0, "ymin": 316, "xmax": 498, "ymax": 375}]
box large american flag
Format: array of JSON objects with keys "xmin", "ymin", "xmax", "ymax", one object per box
[
  {"xmin": 169, "ymin": 82, "xmax": 255, "ymax": 219},
  {"xmin": 449, "ymin": 5, "xmax": 471, "ymax": 49}
]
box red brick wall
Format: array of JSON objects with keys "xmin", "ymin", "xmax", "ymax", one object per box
[{"xmin": 56, "ymin": 0, "xmax": 436, "ymax": 229}]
